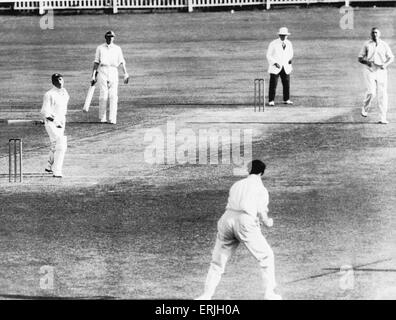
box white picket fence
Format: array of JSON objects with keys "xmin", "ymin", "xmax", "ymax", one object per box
[
  {"xmin": 11, "ymin": 0, "xmax": 266, "ymax": 13},
  {"xmin": 1, "ymin": 0, "xmax": 385, "ymax": 13}
]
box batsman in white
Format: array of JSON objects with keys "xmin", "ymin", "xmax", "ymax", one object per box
[
  {"xmin": 91, "ymin": 30, "xmax": 129, "ymax": 124},
  {"xmin": 40, "ymin": 73, "xmax": 69, "ymax": 178},
  {"xmin": 196, "ymin": 160, "xmax": 281, "ymax": 300},
  {"xmin": 358, "ymin": 27, "xmax": 394, "ymax": 124}
]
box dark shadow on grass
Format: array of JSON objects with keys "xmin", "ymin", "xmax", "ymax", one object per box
[
  {"xmin": 186, "ymin": 121, "xmax": 388, "ymax": 125},
  {"xmin": 0, "ymin": 294, "xmax": 117, "ymax": 300}
]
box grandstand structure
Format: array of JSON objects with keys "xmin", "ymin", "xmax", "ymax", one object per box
[{"xmin": 0, "ymin": 0, "xmax": 392, "ymax": 13}]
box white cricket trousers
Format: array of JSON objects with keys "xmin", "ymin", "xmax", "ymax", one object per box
[
  {"xmin": 44, "ymin": 121, "xmax": 67, "ymax": 176},
  {"xmin": 201, "ymin": 210, "xmax": 277, "ymax": 299},
  {"xmin": 363, "ymin": 67, "xmax": 389, "ymax": 121},
  {"xmin": 98, "ymin": 67, "xmax": 119, "ymax": 124}
]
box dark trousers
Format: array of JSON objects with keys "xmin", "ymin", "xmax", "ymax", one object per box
[{"xmin": 269, "ymin": 67, "xmax": 290, "ymax": 102}]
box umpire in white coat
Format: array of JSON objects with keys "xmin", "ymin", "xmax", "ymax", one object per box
[{"xmin": 266, "ymin": 27, "xmax": 294, "ymax": 106}]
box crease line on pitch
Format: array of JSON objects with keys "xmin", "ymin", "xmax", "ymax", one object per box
[{"xmin": 285, "ymin": 257, "xmax": 393, "ymax": 284}]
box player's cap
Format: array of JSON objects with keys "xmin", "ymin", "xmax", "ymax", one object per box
[
  {"xmin": 278, "ymin": 27, "xmax": 290, "ymax": 36},
  {"xmin": 105, "ymin": 30, "xmax": 115, "ymax": 37},
  {"xmin": 51, "ymin": 73, "xmax": 63, "ymax": 82},
  {"xmin": 51, "ymin": 73, "xmax": 63, "ymax": 85}
]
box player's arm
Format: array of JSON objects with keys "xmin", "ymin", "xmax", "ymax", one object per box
[
  {"xmin": 118, "ymin": 48, "xmax": 129, "ymax": 84},
  {"xmin": 358, "ymin": 44, "xmax": 372, "ymax": 67},
  {"xmin": 91, "ymin": 46, "xmax": 100, "ymax": 85},
  {"xmin": 358, "ymin": 57, "xmax": 373, "ymax": 67},
  {"xmin": 40, "ymin": 93, "xmax": 54, "ymax": 121},
  {"xmin": 266, "ymin": 41, "xmax": 279, "ymax": 69},
  {"xmin": 257, "ymin": 188, "xmax": 273, "ymax": 227},
  {"xmin": 91, "ymin": 62, "xmax": 99, "ymax": 85},
  {"xmin": 382, "ymin": 44, "xmax": 394, "ymax": 69},
  {"xmin": 120, "ymin": 62, "xmax": 129, "ymax": 84},
  {"xmin": 288, "ymin": 41, "xmax": 294, "ymax": 65}
]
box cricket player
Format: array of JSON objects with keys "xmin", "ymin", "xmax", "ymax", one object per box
[
  {"xmin": 358, "ymin": 27, "xmax": 394, "ymax": 124},
  {"xmin": 196, "ymin": 160, "xmax": 281, "ymax": 300},
  {"xmin": 266, "ymin": 27, "xmax": 294, "ymax": 106},
  {"xmin": 40, "ymin": 73, "xmax": 69, "ymax": 178},
  {"xmin": 91, "ymin": 30, "xmax": 129, "ymax": 124}
]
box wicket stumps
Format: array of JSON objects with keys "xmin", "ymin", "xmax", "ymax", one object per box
[
  {"xmin": 9, "ymin": 138, "xmax": 23, "ymax": 182},
  {"xmin": 254, "ymin": 78, "xmax": 265, "ymax": 112}
]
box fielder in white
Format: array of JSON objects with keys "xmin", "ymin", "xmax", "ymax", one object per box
[
  {"xmin": 40, "ymin": 73, "xmax": 69, "ymax": 178},
  {"xmin": 196, "ymin": 160, "xmax": 281, "ymax": 300},
  {"xmin": 358, "ymin": 27, "xmax": 394, "ymax": 124},
  {"xmin": 91, "ymin": 30, "xmax": 129, "ymax": 124}
]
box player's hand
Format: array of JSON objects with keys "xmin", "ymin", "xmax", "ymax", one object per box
[
  {"xmin": 124, "ymin": 73, "xmax": 129, "ymax": 84},
  {"xmin": 288, "ymin": 60, "xmax": 292, "ymax": 65},
  {"xmin": 274, "ymin": 63, "xmax": 281, "ymax": 69},
  {"xmin": 90, "ymin": 79, "xmax": 97, "ymax": 86},
  {"xmin": 266, "ymin": 218, "xmax": 274, "ymax": 228},
  {"xmin": 366, "ymin": 61, "xmax": 373, "ymax": 67}
]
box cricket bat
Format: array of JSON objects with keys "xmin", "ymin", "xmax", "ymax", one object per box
[{"xmin": 83, "ymin": 84, "xmax": 95, "ymax": 112}]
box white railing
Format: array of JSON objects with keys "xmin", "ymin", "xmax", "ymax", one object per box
[
  {"xmin": 13, "ymin": 0, "xmax": 189, "ymax": 12},
  {"xmin": 14, "ymin": 0, "xmax": 109, "ymax": 10},
  {"xmin": 193, "ymin": 0, "xmax": 265, "ymax": 7},
  {"xmin": 5, "ymin": 0, "xmax": 390, "ymax": 13},
  {"xmin": 118, "ymin": 0, "xmax": 187, "ymax": 8}
]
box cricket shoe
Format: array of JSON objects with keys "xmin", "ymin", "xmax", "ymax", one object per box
[
  {"xmin": 379, "ymin": 119, "xmax": 389, "ymax": 124},
  {"xmin": 264, "ymin": 292, "xmax": 282, "ymax": 300},
  {"xmin": 45, "ymin": 168, "xmax": 53, "ymax": 174},
  {"xmin": 284, "ymin": 100, "xmax": 293, "ymax": 105},
  {"xmin": 268, "ymin": 101, "xmax": 275, "ymax": 106},
  {"xmin": 194, "ymin": 294, "xmax": 212, "ymax": 300},
  {"xmin": 361, "ymin": 107, "xmax": 368, "ymax": 117},
  {"xmin": 53, "ymin": 174, "xmax": 63, "ymax": 178}
]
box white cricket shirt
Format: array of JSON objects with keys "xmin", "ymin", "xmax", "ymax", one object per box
[
  {"xmin": 94, "ymin": 43, "xmax": 125, "ymax": 68},
  {"xmin": 226, "ymin": 174, "xmax": 269, "ymax": 219},
  {"xmin": 40, "ymin": 87, "xmax": 69, "ymax": 124},
  {"xmin": 358, "ymin": 39, "xmax": 394, "ymax": 67}
]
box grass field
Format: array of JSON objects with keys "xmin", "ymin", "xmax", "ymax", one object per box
[{"xmin": 0, "ymin": 6, "xmax": 396, "ymax": 300}]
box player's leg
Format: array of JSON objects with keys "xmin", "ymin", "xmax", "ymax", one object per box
[
  {"xmin": 377, "ymin": 69, "xmax": 388, "ymax": 123},
  {"xmin": 44, "ymin": 122, "xmax": 58, "ymax": 173},
  {"xmin": 268, "ymin": 73, "xmax": 279, "ymax": 105},
  {"xmin": 98, "ymin": 73, "xmax": 109, "ymax": 122},
  {"xmin": 196, "ymin": 236, "xmax": 238, "ymax": 300},
  {"xmin": 236, "ymin": 215, "xmax": 281, "ymax": 300},
  {"xmin": 280, "ymin": 68, "xmax": 292, "ymax": 104},
  {"xmin": 52, "ymin": 132, "xmax": 67, "ymax": 177},
  {"xmin": 362, "ymin": 68, "xmax": 376, "ymax": 116},
  {"xmin": 108, "ymin": 78, "xmax": 119, "ymax": 124},
  {"xmin": 196, "ymin": 212, "xmax": 238, "ymax": 300}
]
